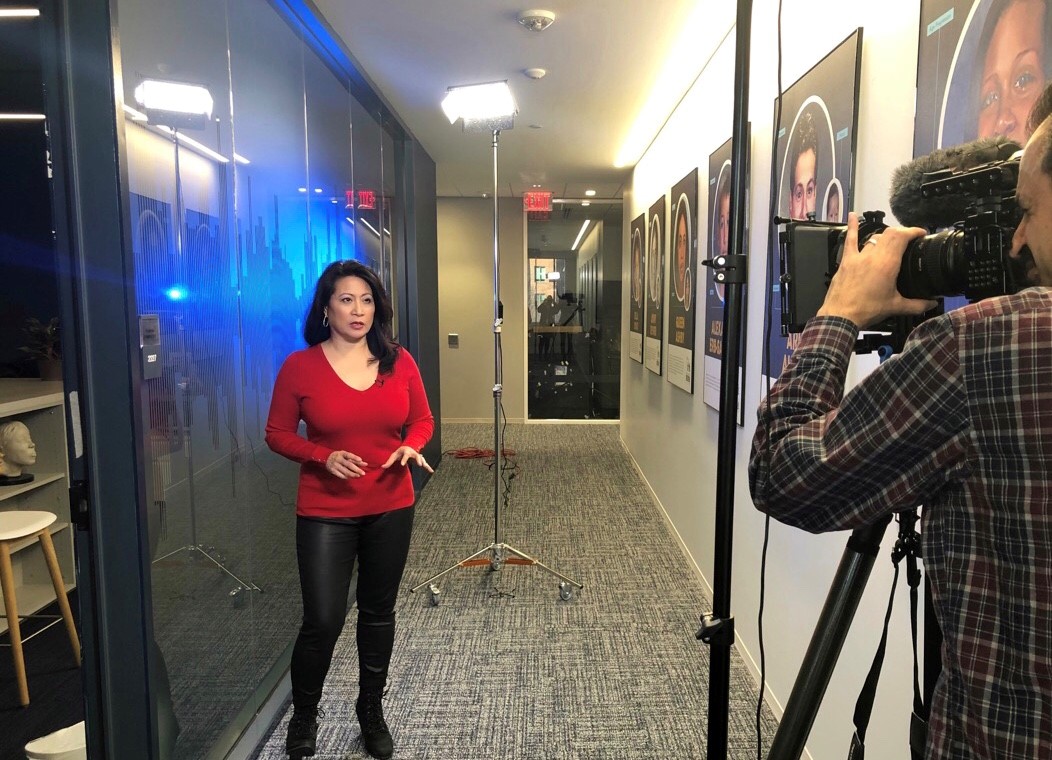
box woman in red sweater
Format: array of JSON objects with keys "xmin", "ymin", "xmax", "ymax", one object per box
[{"xmin": 266, "ymin": 260, "xmax": 434, "ymax": 760}]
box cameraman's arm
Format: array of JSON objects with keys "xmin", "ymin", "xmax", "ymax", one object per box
[
  {"xmin": 749, "ymin": 215, "xmax": 968, "ymax": 532},
  {"xmin": 749, "ymin": 315, "xmax": 972, "ymax": 532}
]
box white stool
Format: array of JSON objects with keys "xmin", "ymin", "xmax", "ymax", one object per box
[
  {"xmin": 24, "ymin": 721, "xmax": 87, "ymax": 760},
  {"xmin": 0, "ymin": 511, "xmax": 81, "ymax": 706}
]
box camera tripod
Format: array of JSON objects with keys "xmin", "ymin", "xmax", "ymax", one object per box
[{"xmin": 766, "ymin": 342, "xmax": 937, "ymax": 758}]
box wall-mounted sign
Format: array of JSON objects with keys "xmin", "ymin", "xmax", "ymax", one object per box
[
  {"xmin": 523, "ymin": 190, "xmax": 552, "ymax": 212},
  {"xmin": 344, "ymin": 189, "xmax": 378, "ymax": 210}
]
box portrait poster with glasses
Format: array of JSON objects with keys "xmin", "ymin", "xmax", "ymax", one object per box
[
  {"xmin": 629, "ymin": 212, "xmax": 645, "ymax": 364},
  {"xmin": 763, "ymin": 28, "xmax": 862, "ymax": 389},
  {"xmin": 645, "ymin": 194, "xmax": 667, "ymax": 375},
  {"xmin": 667, "ymin": 169, "xmax": 698, "ymax": 393},
  {"xmin": 703, "ymin": 134, "xmax": 749, "ymax": 425},
  {"xmin": 914, "ymin": 0, "xmax": 1042, "ymax": 314}
]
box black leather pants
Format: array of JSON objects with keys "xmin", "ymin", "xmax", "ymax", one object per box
[{"xmin": 291, "ymin": 506, "xmax": 415, "ymax": 710}]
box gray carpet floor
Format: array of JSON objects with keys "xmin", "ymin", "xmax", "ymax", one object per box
[{"xmin": 254, "ymin": 423, "xmax": 778, "ymax": 759}]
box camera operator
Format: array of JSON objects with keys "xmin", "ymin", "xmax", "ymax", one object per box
[{"xmin": 749, "ymin": 117, "xmax": 1052, "ymax": 757}]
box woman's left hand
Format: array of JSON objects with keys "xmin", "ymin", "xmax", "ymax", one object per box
[{"xmin": 382, "ymin": 445, "xmax": 434, "ymax": 473}]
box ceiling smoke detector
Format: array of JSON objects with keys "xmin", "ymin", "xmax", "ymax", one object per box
[
  {"xmin": 517, "ymin": 9, "xmax": 555, "ymax": 32},
  {"xmin": 524, "ymin": 67, "xmax": 547, "ymax": 80}
]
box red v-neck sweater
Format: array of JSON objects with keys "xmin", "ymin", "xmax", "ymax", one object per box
[{"xmin": 265, "ymin": 344, "xmax": 434, "ymax": 518}]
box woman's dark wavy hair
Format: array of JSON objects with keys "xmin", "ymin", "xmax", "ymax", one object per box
[{"xmin": 303, "ymin": 259, "xmax": 400, "ymax": 374}]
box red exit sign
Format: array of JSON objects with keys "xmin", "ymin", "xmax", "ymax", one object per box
[
  {"xmin": 344, "ymin": 189, "xmax": 377, "ymax": 210},
  {"xmin": 523, "ymin": 190, "xmax": 552, "ymax": 212}
]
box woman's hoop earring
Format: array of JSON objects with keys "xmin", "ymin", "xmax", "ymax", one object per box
[{"xmin": 322, "ymin": 314, "xmax": 329, "ymax": 327}]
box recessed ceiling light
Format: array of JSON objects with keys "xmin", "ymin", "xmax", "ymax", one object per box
[
  {"xmin": 584, "ymin": 189, "xmax": 596, "ymax": 197},
  {"xmin": 581, "ymin": 201, "xmax": 591, "ymax": 207}
]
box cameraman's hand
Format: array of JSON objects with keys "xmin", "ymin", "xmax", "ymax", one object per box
[{"xmin": 817, "ymin": 213, "xmax": 938, "ymax": 329}]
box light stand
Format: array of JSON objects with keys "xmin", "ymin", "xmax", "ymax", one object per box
[
  {"xmin": 150, "ymin": 125, "xmax": 261, "ymax": 599},
  {"xmin": 411, "ymin": 122, "xmax": 582, "ymax": 603},
  {"xmin": 695, "ymin": 1, "xmax": 753, "ymax": 757}
]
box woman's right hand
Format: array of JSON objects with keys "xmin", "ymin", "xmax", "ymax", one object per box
[{"xmin": 325, "ymin": 450, "xmax": 367, "ymax": 479}]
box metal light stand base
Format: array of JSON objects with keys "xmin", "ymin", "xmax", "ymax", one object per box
[
  {"xmin": 410, "ymin": 128, "xmax": 582, "ymax": 605},
  {"xmin": 150, "ymin": 238, "xmax": 262, "ymax": 601},
  {"xmin": 150, "ymin": 385, "xmax": 263, "ymax": 599}
]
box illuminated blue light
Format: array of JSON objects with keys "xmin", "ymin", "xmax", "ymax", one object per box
[{"xmin": 165, "ymin": 286, "xmax": 189, "ymax": 301}]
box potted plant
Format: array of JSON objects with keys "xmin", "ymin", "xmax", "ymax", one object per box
[{"xmin": 19, "ymin": 316, "xmax": 62, "ymax": 381}]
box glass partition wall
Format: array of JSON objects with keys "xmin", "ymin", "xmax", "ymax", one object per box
[
  {"xmin": 527, "ymin": 201, "xmax": 622, "ymax": 419},
  {"xmin": 114, "ymin": 0, "xmax": 400, "ymax": 755}
]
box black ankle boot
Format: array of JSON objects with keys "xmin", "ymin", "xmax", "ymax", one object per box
[
  {"xmin": 355, "ymin": 692, "xmax": 393, "ymax": 759},
  {"xmin": 286, "ymin": 706, "xmax": 320, "ymax": 758}
]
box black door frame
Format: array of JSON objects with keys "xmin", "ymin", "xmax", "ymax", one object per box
[{"xmin": 43, "ymin": 0, "xmax": 158, "ymax": 755}]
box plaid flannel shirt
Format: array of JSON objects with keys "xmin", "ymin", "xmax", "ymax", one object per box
[{"xmin": 750, "ymin": 288, "xmax": 1052, "ymax": 758}]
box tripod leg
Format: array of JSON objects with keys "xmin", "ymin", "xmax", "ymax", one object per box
[
  {"xmin": 500, "ymin": 543, "xmax": 583, "ymax": 589},
  {"xmin": 409, "ymin": 545, "xmax": 495, "ymax": 593},
  {"xmin": 767, "ymin": 516, "xmax": 890, "ymax": 759}
]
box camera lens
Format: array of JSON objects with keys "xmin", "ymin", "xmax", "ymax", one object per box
[{"xmin": 896, "ymin": 229, "xmax": 966, "ymax": 299}]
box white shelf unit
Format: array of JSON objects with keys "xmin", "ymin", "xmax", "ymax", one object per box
[{"xmin": 0, "ymin": 379, "xmax": 74, "ymax": 636}]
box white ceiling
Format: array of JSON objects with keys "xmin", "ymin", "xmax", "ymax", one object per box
[{"xmin": 313, "ymin": 0, "xmax": 722, "ymax": 201}]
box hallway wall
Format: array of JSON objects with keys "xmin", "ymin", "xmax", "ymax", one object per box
[
  {"xmin": 622, "ymin": 3, "xmax": 923, "ymax": 759},
  {"xmin": 437, "ymin": 197, "xmax": 526, "ymax": 422}
]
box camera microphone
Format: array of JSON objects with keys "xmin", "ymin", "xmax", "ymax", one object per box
[{"xmin": 888, "ymin": 135, "xmax": 1020, "ymax": 229}]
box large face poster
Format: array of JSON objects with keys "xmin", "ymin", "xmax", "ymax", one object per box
[
  {"xmin": 703, "ymin": 135, "xmax": 748, "ymax": 425},
  {"xmin": 763, "ymin": 29, "xmax": 863, "ymax": 386},
  {"xmin": 629, "ymin": 212, "xmax": 645, "ymax": 364},
  {"xmin": 915, "ymin": 1, "xmax": 1046, "ymax": 312},
  {"xmin": 916, "ymin": 0, "xmax": 1050, "ymax": 156},
  {"xmin": 667, "ymin": 169, "xmax": 698, "ymax": 392},
  {"xmin": 645, "ymin": 195, "xmax": 666, "ymax": 375}
]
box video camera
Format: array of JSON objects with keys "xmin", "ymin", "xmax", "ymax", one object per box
[{"xmin": 778, "ymin": 136, "xmax": 1030, "ymax": 344}]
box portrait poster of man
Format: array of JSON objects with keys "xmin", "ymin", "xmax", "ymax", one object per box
[
  {"xmin": 703, "ymin": 135, "xmax": 749, "ymax": 425},
  {"xmin": 915, "ymin": 0, "xmax": 1052, "ymax": 157},
  {"xmin": 666, "ymin": 168, "xmax": 698, "ymax": 393},
  {"xmin": 645, "ymin": 195, "xmax": 666, "ymax": 375},
  {"xmin": 763, "ymin": 28, "xmax": 863, "ymax": 387},
  {"xmin": 629, "ymin": 212, "xmax": 645, "ymax": 364}
]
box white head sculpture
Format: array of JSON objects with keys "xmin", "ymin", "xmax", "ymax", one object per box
[{"xmin": 0, "ymin": 421, "xmax": 37, "ymax": 478}]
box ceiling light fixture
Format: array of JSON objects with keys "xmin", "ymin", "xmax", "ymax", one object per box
[
  {"xmin": 585, "ymin": 189, "xmax": 596, "ymax": 196},
  {"xmin": 571, "ymin": 220, "xmax": 590, "ymax": 250},
  {"xmin": 0, "ymin": 8, "xmax": 40, "ymax": 18},
  {"xmin": 517, "ymin": 9, "xmax": 555, "ymax": 32}
]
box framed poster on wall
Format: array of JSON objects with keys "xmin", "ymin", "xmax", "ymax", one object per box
[
  {"xmin": 667, "ymin": 169, "xmax": 698, "ymax": 393},
  {"xmin": 915, "ymin": 0, "xmax": 1047, "ymax": 156},
  {"xmin": 629, "ymin": 212, "xmax": 645, "ymax": 364},
  {"xmin": 763, "ymin": 28, "xmax": 863, "ymax": 388},
  {"xmin": 703, "ymin": 132, "xmax": 749, "ymax": 425},
  {"xmin": 645, "ymin": 195, "xmax": 666, "ymax": 375},
  {"xmin": 914, "ymin": 1, "xmax": 1043, "ymax": 314}
]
